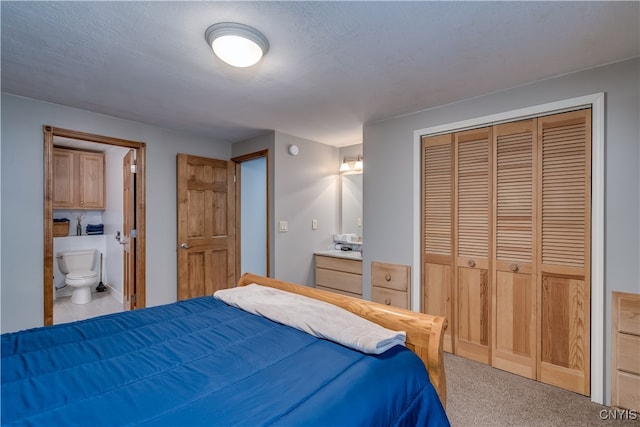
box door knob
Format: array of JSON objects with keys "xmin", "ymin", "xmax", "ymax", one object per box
[
  {"xmin": 467, "ymin": 260, "xmax": 476, "ymax": 268},
  {"xmin": 510, "ymin": 263, "xmax": 519, "ymax": 272},
  {"xmin": 180, "ymin": 243, "xmax": 191, "ymax": 249}
]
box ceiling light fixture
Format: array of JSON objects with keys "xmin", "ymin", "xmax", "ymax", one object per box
[{"xmin": 204, "ymin": 22, "xmax": 269, "ymax": 68}]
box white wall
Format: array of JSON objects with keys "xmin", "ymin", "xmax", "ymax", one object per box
[
  {"xmin": 363, "ymin": 58, "xmax": 640, "ymax": 404},
  {"xmin": 273, "ymin": 132, "xmax": 339, "ymax": 286},
  {"xmin": 1, "ymin": 93, "xmax": 231, "ymax": 333},
  {"xmin": 232, "ymin": 131, "xmax": 339, "ymax": 286}
]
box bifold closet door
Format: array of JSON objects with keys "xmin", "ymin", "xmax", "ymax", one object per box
[
  {"xmin": 491, "ymin": 119, "xmax": 537, "ymax": 379},
  {"xmin": 421, "ymin": 134, "xmax": 454, "ymax": 353},
  {"xmin": 454, "ymin": 127, "xmax": 492, "ymax": 364},
  {"xmin": 537, "ymin": 109, "xmax": 591, "ymax": 395}
]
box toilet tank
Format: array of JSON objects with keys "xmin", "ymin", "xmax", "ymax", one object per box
[{"xmin": 57, "ymin": 250, "xmax": 96, "ymax": 273}]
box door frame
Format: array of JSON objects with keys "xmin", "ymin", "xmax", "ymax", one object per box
[
  {"xmin": 43, "ymin": 125, "xmax": 147, "ymax": 325},
  {"xmin": 231, "ymin": 149, "xmax": 270, "ymax": 280},
  {"xmin": 413, "ymin": 93, "xmax": 605, "ymax": 403}
]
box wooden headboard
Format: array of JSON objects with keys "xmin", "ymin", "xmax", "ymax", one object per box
[{"xmin": 237, "ymin": 273, "xmax": 447, "ymax": 407}]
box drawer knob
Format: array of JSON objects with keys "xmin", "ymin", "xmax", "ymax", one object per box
[
  {"xmin": 384, "ymin": 298, "xmax": 391, "ymax": 305},
  {"xmin": 467, "ymin": 260, "xmax": 476, "ymax": 268},
  {"xmin": 385, "ymin": 273, "xmax": 391, "ymax": 281},
  {"xmin": 510, "ymin": 263, "xmax": 519, "ymax": 272}
]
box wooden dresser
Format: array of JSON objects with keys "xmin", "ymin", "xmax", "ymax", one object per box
[
  {"xmin": 315, "ymin": 253, "xmax": 362, "ymax": 298},
  {"xmin": 612, "ymin": 291, "xmax": 640, "ymax": 410},
  {"xmin": 371, "ymin": 262, "xmax": 410, "ymax": 309}
]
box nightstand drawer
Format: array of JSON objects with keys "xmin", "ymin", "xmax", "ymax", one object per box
[
  {"xmin": 372, "ymin": 286, "xmax": 408, "ymax": 309},
  {"xmin": 371, "ymin": 262, "xmax": 410, "ymax": 292}
]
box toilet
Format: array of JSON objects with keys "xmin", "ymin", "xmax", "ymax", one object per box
[{"xmin": 57, "ymin": 250, "xmax": 98, "ymax": 304}]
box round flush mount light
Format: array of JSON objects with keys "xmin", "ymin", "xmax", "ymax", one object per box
[
  {"xmin": 204, "ymin": 22, "xmax": 270, "ymax": 68},
  {"xmin": 288, "ymin": 144, "xmax": 299, "ymax": 156}
]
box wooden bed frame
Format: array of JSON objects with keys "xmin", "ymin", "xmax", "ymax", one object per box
[{"xmin": 237, "ymin": 273, "xmax": 447, "ymax": 407}]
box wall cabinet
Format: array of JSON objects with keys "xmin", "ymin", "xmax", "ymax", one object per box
[
  {"xmin": 315, "ymin": 255, "xmax": 362, "ymax": 298},
  {"xmin": 371, "ymin": 262, "xmax": 410, "ymax": 309},
  {"xmin": 421, "ymin": 109, "xmax": 591, "ymax": 395},
  {"xmin": 53, "ymin": 147, "xmax": 105, "ymax": 210}
]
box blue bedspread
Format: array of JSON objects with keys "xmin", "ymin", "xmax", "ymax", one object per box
[{"xmin": 2, "ymin": 297, "xmax": 449, "ymax": 426}]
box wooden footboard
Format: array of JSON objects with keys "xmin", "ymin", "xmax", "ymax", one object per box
[{"xmin": 237, "ymin": 273, "xmax": 447, "ymax": 407}]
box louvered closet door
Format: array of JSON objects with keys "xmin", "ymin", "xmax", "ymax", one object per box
[
  {"xmin": 422, "ymin": 134, "xmax": 454, "ymax": 353},
  {"xmin": 455, "ymin": 127, "xmax": 492, "ymax": 364},
  {"xmin": 537, "ymin": 109, "xmax": 591, "ymax": 395},
  {"xmin": 492, "ymin": 119, "xmax": 537, "ymax": 379}
]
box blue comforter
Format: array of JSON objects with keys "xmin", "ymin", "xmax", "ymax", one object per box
[{"xmin": 2, "ymin": 297, "xmax": 449, "ymax": 426}]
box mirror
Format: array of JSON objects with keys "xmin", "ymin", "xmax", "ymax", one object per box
[{"xmin": 341, "ymin": 174, "xmax": 362, "ymax": 239}]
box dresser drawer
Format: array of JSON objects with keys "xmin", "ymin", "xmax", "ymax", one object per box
[
  {"xmin": 316, "ymin": 267, "xmax": 362, "ymax": 295},
  {"xmin": 316, "ymin": 285, "xmax": 361, "ymax": 299},
  {"xmin": 371, "ymin": 262, "xmax": 410, "ymax": 292},
  {"xmin": 316, "ymin": 255, "xmax": 362, "ymax": 275},
  {"xmin": 612, "ymin": 291, "xmax": 640, "ymax": 410},
  {"xmin": 613, "ymin": 370, "xmax": 640, "ymax": 411},
  {"xmin": 617, "ymin": 333, "xmax": 640, "ymax": 375},
  {"xmin": 372, "ymin": 286, "xmax": 408, "ymax": 309},
  {"xmin": 617, "ymin": 294, "xmax": 640, "ymax": 336}
]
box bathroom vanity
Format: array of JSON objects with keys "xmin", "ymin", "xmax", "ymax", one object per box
[{"xmin": 314, "ymin": 251, "xmax": 362, "ymax": 298}]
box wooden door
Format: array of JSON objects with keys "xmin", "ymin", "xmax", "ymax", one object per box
[
  {"xmin": 492, "ymin": 119, "xmax": 537, "ymax": 378},
  {"xmin": 123, "ymin": 149, "xmax": 136, "ymax": 310},
  {"xmin": 454, "ymin": 127, "xmax": 492, "ymax": 364},
  {"xmin": 537, "ymin": 109, "xmax": 591, "ymax": 395},
  {"xmin": 421, "ymin": 133, "xmax": 455, "ymax": 352},
  {"xmin": 52, "ymin": 148, "xmax": 75, "ymax": 208},
  {"xmin": 177, "ymin": 154, "xmax": 236, "ymax": 300},
  {"xmin": 78, "ymin": 152, "xmax": 105, "ymax": 209}
]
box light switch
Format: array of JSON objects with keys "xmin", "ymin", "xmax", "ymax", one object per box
[
  {"xmin": 312, "ymin": 219, "xmax": 318, "ymax": 230},
  {"xmin": 279, "ymin": 221, "xmax": 288, "ymax": 232}
]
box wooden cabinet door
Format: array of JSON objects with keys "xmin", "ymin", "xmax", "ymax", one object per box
[
  {"xmin": 78, "ymin": 152, "xmax": 105, "ymax": 209},
  {"xmin": 537, "ymin": 109, "xmax": 591, "ymax": 395},
  {"xmin": 52, "ymin": 148, "xmax": 75, "ymax": 208},
  {"xmin": 421, "ymin": 134, "xmax": 454, "ymax": 352},
  {"xmin": 454, "ymin": 127, "xmax": 492, "ymax": 364},
  {"xmin": 492, "ymin": 120, "xmax": 537, "ymax": 378}
]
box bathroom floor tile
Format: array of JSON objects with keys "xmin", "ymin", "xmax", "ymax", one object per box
[{"xmin": 54, "ymin": 291, "xmax": 123, "ymax": 325}]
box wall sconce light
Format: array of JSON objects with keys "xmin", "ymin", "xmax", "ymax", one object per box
[
  {"xmin": 204, "ymin": 22, "xmax": 270, "ymax": 68},
  {"xmin": 339, "ymin": 155, "xmax": 363, "ymax": 174}
]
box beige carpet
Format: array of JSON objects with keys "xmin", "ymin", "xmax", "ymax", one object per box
[{"xmin": 444, "ymin": 353, "xmax": 639, "ymax": 426}]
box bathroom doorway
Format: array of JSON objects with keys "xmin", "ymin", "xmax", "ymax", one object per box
[
  {"xmin": 43, "ymin": 126, "xmax": 146, "ymax": 326},
  {"xmin": 232, "ymin": 150, "xmax": 270, "ymax": 278}
]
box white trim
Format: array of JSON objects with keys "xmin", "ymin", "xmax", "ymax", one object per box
[{"xmin": 412, "ymin": 92, "xmax": 605, "ymax": 404}]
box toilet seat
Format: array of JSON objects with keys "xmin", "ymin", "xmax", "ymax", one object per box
[
  {"xmin": 66, "ymin": 270, "xmax": 98, "ymax": 280},
  {"xmin": 65, "ymin": 270, "xmax": 98, "ymax": 304}
]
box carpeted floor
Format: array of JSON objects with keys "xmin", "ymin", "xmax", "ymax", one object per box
[{"xmin": 444, "ymin": 353, "xmax": 639, "ymax": 426}]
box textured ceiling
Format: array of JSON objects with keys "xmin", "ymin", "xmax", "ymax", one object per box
[{"xmin": 1, "ymin": 1, "xmax": 638, "ymax": 146}]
